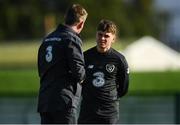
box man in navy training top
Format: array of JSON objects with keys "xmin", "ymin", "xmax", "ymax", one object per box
[
  {"xmin": 37, "ymin": 4, "xmax": 88, "ymax": 124},
  {"xmin": 78, "ymin": 19, "xmax": 129, "ymax": 124}
]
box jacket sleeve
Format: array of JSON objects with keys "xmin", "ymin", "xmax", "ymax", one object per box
[
  {"xmin": 117, "ymin": 56, "xmax": 129, "ymax": 97},
  {"xmin": 66, "ymin": 40, "xmax": 86, "ymax": 84}
]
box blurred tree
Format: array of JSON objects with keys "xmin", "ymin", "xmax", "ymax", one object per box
[
  {"xmin": 124, "ymin": 0, "xmax": 161, "ymax": 37},
  {"xmin": 0, "ymin": 0, "xmax": 161, "ymax": 41},
  {"xmin": 0, "ymin": 0, "xmax": 44, "ymax": 40}
]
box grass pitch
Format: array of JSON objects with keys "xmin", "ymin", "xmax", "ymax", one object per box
[
  {"xmin": 0, "ymin": 68, "xmax": 180, "ymax": 96},
  {"xmin": 0, "ymin": 40, "xmax": 179, "ymax": 96}
]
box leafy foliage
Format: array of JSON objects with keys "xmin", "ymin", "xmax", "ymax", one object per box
[{"xmin": 0, "ymin": 0, "xmax": 161, "ymax": 40}]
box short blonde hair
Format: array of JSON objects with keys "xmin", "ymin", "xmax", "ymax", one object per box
[{"xmin": 65, "ymin": 4, "xmax": 88, "ymax": 25}]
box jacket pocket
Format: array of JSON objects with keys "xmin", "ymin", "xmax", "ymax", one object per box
[{"xmin": 60, "ymin": 89, "xmax": 73, "ymax": 109}]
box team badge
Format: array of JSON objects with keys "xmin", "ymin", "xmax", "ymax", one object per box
[{"xmin": 106, "ymin": 64, "xmax": 115, "ymax": 73}]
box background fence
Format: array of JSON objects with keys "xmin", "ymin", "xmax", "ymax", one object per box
[{"xmin": 0, "ymin": 94, "xmax": 179, "ymax": 124}]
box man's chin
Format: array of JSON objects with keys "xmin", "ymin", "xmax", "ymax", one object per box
[{"xmin": 99, "ymin": 46, "xmax": 105, "ymax": 49}]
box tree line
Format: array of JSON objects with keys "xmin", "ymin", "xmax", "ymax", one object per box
[{"xmin": 0, "ymin": 0, "xmax": 163, "ymax": 41}]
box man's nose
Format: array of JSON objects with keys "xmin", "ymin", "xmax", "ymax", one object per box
[{"xmin": 101, "ymin": 36, "xmax": 105, "ymax": 40}]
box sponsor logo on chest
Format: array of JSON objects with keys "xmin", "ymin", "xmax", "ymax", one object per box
[{"xmin": 87, "ymin": 65, "xmax": 94, "ymax": 69}]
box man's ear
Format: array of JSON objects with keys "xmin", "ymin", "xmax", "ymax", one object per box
[
  {"xmin": 77, "ymin": 21, "xmax": 84, "ymax": 30},
  {"xmin": 112, "ymin": 36, "xmax": 116, "ymax": 43}
]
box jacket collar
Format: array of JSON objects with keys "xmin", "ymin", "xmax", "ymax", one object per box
[{"xmin": 57, "ymin": 24, "xmax": 81, "ymax": 38}]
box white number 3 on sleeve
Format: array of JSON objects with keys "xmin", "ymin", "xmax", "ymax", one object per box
[{"xmin": 45, "ymin": 45, "xmax": 53, "ymax": 62}]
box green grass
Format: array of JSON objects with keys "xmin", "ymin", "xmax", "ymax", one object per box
[
  {"xmin": 0, "ymin": 68, "xmax": 180, "ymax": 96},
  {"xmin": 0, "ymin": 39, "xmax": 131, "ymax": 68},
  {"xmin": 0, "ymin": 42, "xmax": 40, "ymax": 68},
  {"xmin": 0, "ymin": 68, "xmax": 39, "ymax": 96},
  {"xmin": 129, "ymin": 71, "xmax": 180, "ymax": 95},
  {"xmin": 1, "ymin": 40, "xmax": 179, "ymax": 96}
]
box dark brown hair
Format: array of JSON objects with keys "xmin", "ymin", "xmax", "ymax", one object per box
[{"xmin": 97, "ymin": 19, "xmax": 117, "ymax": 36}]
